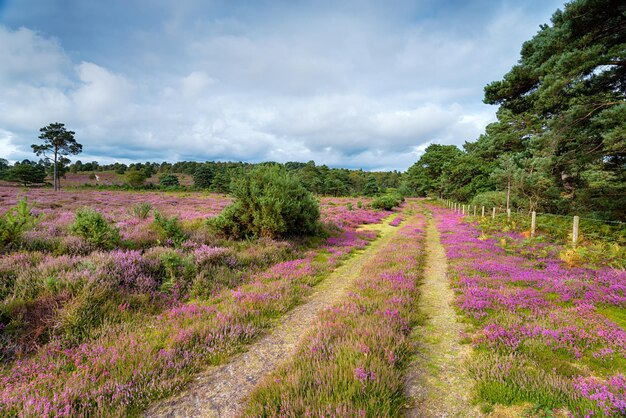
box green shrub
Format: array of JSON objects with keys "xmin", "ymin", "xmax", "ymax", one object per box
[
  {"xmin": 371, "ymin": 191, "xmax": 403, "ymax": 210},
  {"xmin": 152, "ymin": 211, "xmax": 187, "ymax": 246},
  {"xmin": 126, "ymin": 169, "xmax": 147, "ymax": 187},
  {"xmin": 129, "ymin": 202, "xmax": 152, "ymax": 222},
  {"xmin": 69, "ymin": 208, "xmax": 120, "ymax": 249},
  {"xmin": 210, "ymin": 165, "xmax": 320, "ymax": 239},
  {"xmin": 159, "ymin": 173, "xmax": 180, "ymax": 187},
  {"xmin": 0, "ymin": 198, "xmax": 42, "ymax": 249}
]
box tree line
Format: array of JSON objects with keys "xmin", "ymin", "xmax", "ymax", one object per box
[{"xmin": 0, "ymin": 157, "xmax": 403, "ymax": 197}]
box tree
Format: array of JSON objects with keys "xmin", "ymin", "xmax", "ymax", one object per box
[
  {"xmin": 484, "ymin": 0, "xmax": 626, "ymax": 215},
  {"xmin": 193, "ymin": 164, "xmax": 214, "ymax": 189},
  {"xmin": 0, "ymin": 158, "xmax": 8, "ymax": 180},
  {"xmin": 363, "ymin": 176, "xmax": 380, "ymax": 196},
  {"xmin": 6, "ymin": 163, "xmax": 46, "ymax": 186},
  {"xmin": 405, "ymin": 144, "xmax": 462, "ymax": 197},
  {"xmin": 32, "ymin": 123, "xmax": 82, "ymax": 191}
]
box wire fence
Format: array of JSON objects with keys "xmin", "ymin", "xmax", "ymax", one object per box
[{"xmin": 441, "ymin": 200, "xmax": 626, "ymax": 246}]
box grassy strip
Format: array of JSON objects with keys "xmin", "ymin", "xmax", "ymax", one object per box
[{"xmin": 242, "ymin": 210, "xmax": 426, "ymax": 417}]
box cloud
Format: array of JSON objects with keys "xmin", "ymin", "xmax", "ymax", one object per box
[
  {"xmin": 71, "ymin": 62, "xmax": 135, "ymax": 121},
  {"xmin": 0, "ymin": 0, "xmax": 564, "ymax": 169}
]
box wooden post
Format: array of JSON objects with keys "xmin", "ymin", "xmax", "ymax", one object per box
[
  {"xmin": 531, "ymin": 211, "xmax": 536, "ymax": 237},
  {"xmin": 473, "ymin": 205, "xmax": 477, "ymax": 216},
  {"xmin": 462, "ymin": 205, "xmax": 465, "ymax": 215},
  {"xmin": 492, "ymin": 207, "xmax": 496, "ymax": 219},
  {"xmin": 507, "ymin": 208, "xmax": 511, "ymax": 218},
  {"xmin": 572, "ymin": 216, "xmax": 579, "ymax": 244},
  {"xmin": 481, "ymin": 206, "xmax": 485, "ymax": 217}
]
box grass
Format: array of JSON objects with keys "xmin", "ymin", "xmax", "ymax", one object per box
[
  {"xmin": 434, "ymin": 205, "xmax": 626, "ymax": 417},
  {"xmin": 241, "ymin": 209, "xmax": 427, "ymax": 417}
]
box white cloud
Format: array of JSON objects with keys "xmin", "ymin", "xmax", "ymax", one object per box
[
  {"xmin": 71, "ymin": 62, "xmax": 135, "ymax": 121},
  {"xmin": 0, "ymin": 0, "xmax": 564, "ymax": 169}
]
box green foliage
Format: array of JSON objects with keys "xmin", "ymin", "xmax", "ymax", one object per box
[
  {"xmin": 129, "ymin": 202, "xmax": 152, "ymax": 222},
  {"xmin": 152, "ymin": 211, "xmax": 187, "ymax": 246},
  {"xmin": 126, "ymin": 169, "xmax": 147, "ymax": 187},
  {"xmin": 158, "ymin": 250, "xmax": 195, "ymax": 293},
  {"xmin": 211, "ymin": 165, "xmax": 320, "ymax": 239},
  {"xmin": 193, "ymin": 165, "xmax": 214, "ymax": 189},
  {"xmin": 405, "ymin": 144, "xmax": 462, "ymax": 197},
  {"xmin": 158, "ymin": 173, "xmax": 179, "ymax": 187},
  {"xmin": 69, "ymin": 208, "xmax": 120, "ymax": 249},
  {"xmin": 6, "ymin": 164, "xmax": 46, "ymax": 186},
  {"xmin": 0, "ymin": 158, "xmax": 9, "ymax": 180},
  {"xmin": 0, "ymin": 198, "xmax": 41, "ymax": 249},
  {"xmin": 371, "ymin": 191, "xmax": 403, "ymax": 210},
  {"xmin": 32, "ymin": 122, "xmax": 82, "ymax": 191},
  {"xmin": 362, "ymin": 176, "xmax": 380, "ymax": 196},
  {"xmin": 471, "ymin": 191, "xmax": 511, "ymax": 209}
]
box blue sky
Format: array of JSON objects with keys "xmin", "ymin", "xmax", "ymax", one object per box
[{"xmin": 0, "ymin": 0, "xmax": 564, "ymax": 170}]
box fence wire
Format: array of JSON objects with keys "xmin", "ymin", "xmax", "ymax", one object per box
[{"xmin": 441, "ymin": 199, "xmax": 626, "ymax": 246}]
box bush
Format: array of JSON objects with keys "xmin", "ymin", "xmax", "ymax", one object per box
[
  {"xmin": 159, "ymin": 173, "xmax": 179, "ymax": 187},
  {"xmin": 371, "ymin": 190, "xmax": 403, "ymax": 210},
  {"xmin": 152, "ymin": 211, "xmax": 187, "ymax": 246},
  {"xmin": 0, "ymin": 198, "xmax": 42, "ymax": 249},
  {"xmin": 210, "ymin": 165, "xmax": 320, "ymax": 239},
  {"xmin": 69, "ymin": 208, "xmax": 120, "ymax": 249},
  {"xmin": 126, "ymin": 169, "xmax": 147, "ymax": 187},
  {"xmin": 129, "ymin": 202, "xmax": 152, "ymax": 222}
]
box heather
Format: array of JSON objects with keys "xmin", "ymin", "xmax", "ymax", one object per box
[
  {"xmin": 433, "ymin": 205, "xmax": 626, "ymax": 416},
  {"xmin": 243, "ymin": 209, "xmax": 426, "ymax": 417},
  {"xmin": 0, "ymin": 188, "xmax": 389, "ymax": 416}
]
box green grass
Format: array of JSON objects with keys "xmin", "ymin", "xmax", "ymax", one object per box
[{"xmin": 599, "ymin": 305, "xmax": 626, "ymax": 330}]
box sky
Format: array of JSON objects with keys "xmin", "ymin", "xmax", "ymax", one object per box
[{"xmin": 0, "ymin": 0, "xmax": 565, "ymax": 171}]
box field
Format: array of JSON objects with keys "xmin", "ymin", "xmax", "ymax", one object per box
[{"xmin": 0, "ymin": 188, "xmax": 624, "ymax": 417}]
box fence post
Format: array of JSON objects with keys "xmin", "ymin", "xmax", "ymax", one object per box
[
  {"xmin": 531, "ymin": 211, "xmax": 536, "ymax": 237},
  {"xmin": 482, "ymin": 206, "xmax": 485, "ymax": 217},
  {"xmin": 572, "ymin": 216, "xmax": 580, "ymax": 244},
  {"xmin": 492, "ymin": 207, "xmax": 496, "ymax": 219},
  {"xmin": 507, "ymin": 208, "xmax": 511, "ymax": 219},
  {"xmin": 473, "ymin": 205, "xmax": 477, "ymax": 216},
  {"xmin": 462, "ymin": 205, "xmax": 465, "ymax": 215}
]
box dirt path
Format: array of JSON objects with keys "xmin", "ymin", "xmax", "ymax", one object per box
[
  {"xmin": 145, "ymin": 219, "xmax": 402, "ymax": 418},
  {"xmin": 404, "ymin": 215, "xmax": 480, "ymax": 417}
]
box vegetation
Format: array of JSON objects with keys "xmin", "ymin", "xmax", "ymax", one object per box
[
  {"xmin": 371, "ymin": 190, "xmax": 404, "ymax": 210},
  {"xmin": 69, "ymin": 207, "xmax": 120, "ymax": 249},
  {"xmin": 244, "ymin": 214, "xmax": 426, "ymax": 416},
  {"xmin": 5, "ymin": 162, "xmax": 46, "ymax": 186},
  {"xmin": 159, "ymin": 173, "xmax": 180, "ymax": 187},
  {"xmin": 126, "ymin": 169, "xmax": 147, "ymax": 187},
  {"xmin": 0, "ymin": 186, "xmax": 388, "ymax": 416},
  {"xmin": 404, "ymin": 0, "xmax": 626, "ymax": 221},
  {"xmin": 0, "ymin": 198, "xmax": 41, "ymax": 250},
  {"xmin": 31, "ymin": 122, "xmax": 82, "ymax": 191},
  {"xmin": 210, "ymin": 165, "xmax": 321, "ymax": 239}
]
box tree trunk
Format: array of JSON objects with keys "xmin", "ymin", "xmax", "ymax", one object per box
[
  {"xmin": 53, "ymin": 149, "xmax": 58, "ymax": 191},
  {"xmin": 506, "ymin": 177, "xmax": 511, "ymax": 211}
]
